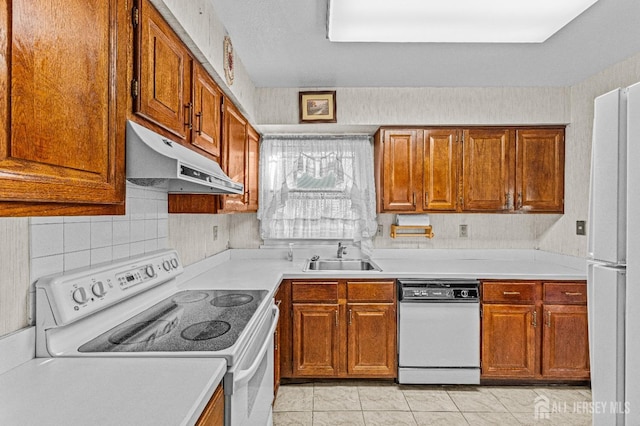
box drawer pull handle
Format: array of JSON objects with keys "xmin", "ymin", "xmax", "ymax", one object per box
[
  {"xmin": 503, "ymin": 291, "xmax": 520, "ymax": 295},
  {"xmin": 546, "ymin": 310, "xmax": 551, "ymax": 328},
  {"xmin": 335, "ymin": 311, "xmax": 339, "ymax": 327},
  {"xmin": 565, "ymin": 292, "xmax": 583, "ymax": 296},
  {"xmin": 532, "ymin": 310, "xmax": 537, "ymax": 328},
  {"xmin": 348, "ymin": 309, "xmax": 353, "ymax": 325}
]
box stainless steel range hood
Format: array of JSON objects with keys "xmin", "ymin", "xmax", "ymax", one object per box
[{"xmin": 125, "ymin": 120, "xmax": 244, "ymax": 194}]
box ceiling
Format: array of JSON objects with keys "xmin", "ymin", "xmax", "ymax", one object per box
[{"xmin": 209, "ymin": 0, "xmax": 640, "ymax": 88}]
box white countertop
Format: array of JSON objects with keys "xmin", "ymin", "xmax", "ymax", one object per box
[
  {"xmin": 0, "ymin": 357, "xmax": 226, "ymax": 426},
  {"xmin": 0, "ymin": 248, "xmax": 585, "ymax": 426},
  {"xmin": 179, "ymin": 248, "xmax": 587, "ymax": 295}
]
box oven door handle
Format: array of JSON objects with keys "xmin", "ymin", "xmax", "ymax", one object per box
[{"xmin": 233, "ymin": 306, "xmax": 279, "ymax": 387}]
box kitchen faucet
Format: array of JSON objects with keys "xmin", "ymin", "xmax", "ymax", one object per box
[{"xmin": 337, "ymin": 242, "xmax": 347, "ymax": 259}]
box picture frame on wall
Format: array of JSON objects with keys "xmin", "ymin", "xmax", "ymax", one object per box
[{"xmin": 299, "ymin": 91, "xmax": 337, "ymax": 123}]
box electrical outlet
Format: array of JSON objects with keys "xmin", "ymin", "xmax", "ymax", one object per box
[
  {"xmin": 576, "ymin": 220, "xmax": 586, "ymax": 236},
  {"xmin": 459, "ymin": 224, "xmax": 469, "ymax": 238},
  {"xmin": 377, "ymin": 224, "xmax": 384, "ymax": 237},
  {"xmin": 213, "ymin": 225, "xmax": 218, "ymax": 241}
]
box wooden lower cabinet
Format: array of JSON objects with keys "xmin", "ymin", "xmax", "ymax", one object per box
[
  {"xmin": 481, "ymin": 281, "xmax": 589, "ymax": 382},
  {"xmin": 282, "ymin": 279, "xmax": 397, "ymax": 380},
  {"xmin": 292, "ymin": 304, "xmax": 340, "ymax": 376},
  {"xmin": 481, "ymin": 304, "xmax": 537, "ymax": 378},
  {"xmin": 541, "ymin": 304, "xmax": 590, "ymax": 379},
  {"xmin": 195, "ymin": 383, "xmax": 224, "ymax": 426},
  {"xmin": 347, "ymin": 303, "xmax": 396, "ymax": 376}
]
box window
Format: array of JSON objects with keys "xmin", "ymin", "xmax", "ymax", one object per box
[{"xmin": 257, "ymin": 135, "xmax": 377, "ymax": 254}]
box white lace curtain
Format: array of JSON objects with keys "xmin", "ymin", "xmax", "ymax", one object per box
[{"xmin": 257, "ymin": 135, "xmax": 377, "ymax": 254}]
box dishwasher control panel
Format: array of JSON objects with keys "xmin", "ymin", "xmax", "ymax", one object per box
[{"xmin": 399, "ymin": 279, "xmax": 479, "ymax": 302}]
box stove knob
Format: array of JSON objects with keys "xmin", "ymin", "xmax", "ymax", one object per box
[
  {"xmin": 162, "ymin": 260, "xmax": 171, "ymax": 271},
  {"xmin": 461, "ymin": 290, "xmax": 469, "ymax": 298},
  {"xmin": 72, "ymin": 287, "xmax": 88, "ymax": 304},
  {"xmin": 145, "ymin": 265, "xmax": 156, "ymax": 278},
  {"xmin": 170, "ymin": 258, "xmax": 178, "ymax": 268},
  {"xmin": 91, "ymin": 281, "xmax": 107, "ymax": 298}
]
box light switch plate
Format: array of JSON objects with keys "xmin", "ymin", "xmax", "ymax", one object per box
[
  {"xmin": 576, "ymin": 220, "xmax": 586, "ymax": 236},
  {"xmin": 377, "ymin": 224, "xmax": 383, "ymax": 237},
  {"xmin": 459, "ymin": 224, "xmax": 469, "ymax": 238}
]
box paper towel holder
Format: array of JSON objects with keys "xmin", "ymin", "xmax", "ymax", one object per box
[{"xmin": 390, "ymin": 224, "xmax": 434, "ymax": 238}]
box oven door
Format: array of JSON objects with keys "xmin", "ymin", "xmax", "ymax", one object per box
[{"xmin": 224, "ymin": 304, "xmax": 279, "ymax": 426}]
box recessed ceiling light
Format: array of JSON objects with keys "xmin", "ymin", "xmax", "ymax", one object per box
[{"xmin": 327, "ymin": 0, "xmax": 600, "ymax": 43}]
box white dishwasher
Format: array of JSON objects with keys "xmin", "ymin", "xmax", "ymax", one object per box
[{"xmin": 398, "ymin": 278, "xmax": 480, "ymax": 384}]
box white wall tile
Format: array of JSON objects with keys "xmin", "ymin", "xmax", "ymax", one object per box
[
  {"xmin": 30, "ymin": 217, "xmax": 63, "ymax": 224},
  {"xmin": 64, "ymin": 222, "xmax": 91, "ymax": 252},
  {"xmin": 31, "ymin": 224, "xmax": 63, "ymax": 258},
  {"xmin": 91, "ymin": 247, "xmax": 113, "ymax": 265},
  {"xmin": 144, "ymin": 220, "xmax": 158, "ymax": 240},
  {"xmin": 130, "ymin": 241, "xmax": 146, "ymax": 256},
  {"xmin": 130, "ymin": 220, "xmax": 146, "ymax": 242},
  {"xmin": 64, "ymin": 250, "xmax": 91, "ymax": 271},
  {"xmin": 90, "ymin": 221, "xmax": 113, "ymax": 249},
  {"xmin": 113, "ymin": 244, "xmax": 131, "ymax": 261},
  {"xmin": 30, "ymin": 255, "xmax": 64, "ymax": 286},
  {"xmin": 113, "ymin": 221, "xmax": 131, "ymax": 246}
]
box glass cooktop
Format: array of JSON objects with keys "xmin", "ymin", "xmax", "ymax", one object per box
[{"xmin": 79, "ymin": 290, "xmax": 267, "ymax": 353}]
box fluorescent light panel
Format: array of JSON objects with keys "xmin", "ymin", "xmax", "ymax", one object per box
[{"xmin": 328, "ymin": 0, "xmax": 599, "ymax": 43}]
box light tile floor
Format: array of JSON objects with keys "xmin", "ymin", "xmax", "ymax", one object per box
[{"xmin": 273, "ymin": 382, "xmax": 592, "ymax": 425}]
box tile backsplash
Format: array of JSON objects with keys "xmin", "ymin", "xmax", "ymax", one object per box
[{"xmin": 29, "ymin": 182, "xmax": 169, "ymax": 285}]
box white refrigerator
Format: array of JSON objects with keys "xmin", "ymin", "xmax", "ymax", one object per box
[{"xmin": 588, "ymin": 83, "xmax": 640, "ymax": 425}]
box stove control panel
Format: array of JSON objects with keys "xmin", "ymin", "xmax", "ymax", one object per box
[{"xmin": 35, "ymin": 250, "xmax": 183, "ymax": 326}]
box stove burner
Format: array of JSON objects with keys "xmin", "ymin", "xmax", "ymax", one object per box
[
  {"xmin": 181, "ymin": 321, "xmax": 231, "ymax": 341},
  {"xmin": 172, "ymin": 291, "xmax": 208, "ymax": 304},
  {"xmin": 108, "ymin": 320, "xmax": 175, "ymax": 345},
  {"xmin": 211, "ymin": 293, "xmax": 254, "ymax": 307}
]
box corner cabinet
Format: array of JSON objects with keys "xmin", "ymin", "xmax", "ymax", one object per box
[
  {"xmin": 219, "ymin": 102, "xmax": 260, "ymax": 213},
  {"xmin": 481, "ymin": 280, "xmax": 589, "ymax": 381},
  {"xmin": 0, "ymin": 0, "xmax": 128, "ymax": 215},
  {"xmin": 374, "ymin": 126, "xmax": 564, "ymax": 214},
  {"xmin": 281, "ymin": 279, "xmax": 397, "ymax": 379}
]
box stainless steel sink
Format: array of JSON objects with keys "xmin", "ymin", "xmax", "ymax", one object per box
[{"xmin": 303, "ymin": 258, "xmax": 382, "ymax": 272}]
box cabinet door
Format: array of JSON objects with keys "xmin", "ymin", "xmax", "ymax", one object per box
[
  {"xmin": 191, "ymin": 63, "xmax": 223, "ymax": 158},
  {"xmin": 137, "ymin": 0, "xmax": 191, "ymax": 140},
  {"xmin": 195, "ymin": 384, "xmax": 224, "ymax": 426},
  {"xmin": 381, "ymin": 130, "xmax": 420, "ymax": 212},
  {"xmin": 423, "ymin": 129, "xmax": 459, "ymax": 211},
  {"xmin": 347, "ymin": 303, "xmax": 396, "ymax": 377},
  {"xmin": 462, "ymin": 129, "xmax": 511, "ymax": 211},
  {"xmin": 274, "ymin": 283, "xmax": 289, "ymax": 395},
  {"xmin": 515, "ymin": 129, "xmax": 564, "ymax": 212},
  {"xmin": 481, "ymin": 304, "xmax": 537, "ymax": 378},
  {"xmin": 292, "ymin": 304, "xmax": 340, "ymax": 377},
  {"xmin": 219, "ymin": 102, "xmax": 248, "ymax": 212},
  {"xmin": 542, "ymin": 304, "xmax": 590, "ymax": 379},
  {"xmin": 1, "ymin": 0, "xmax": 126, "ymax": 205},
  {"xmin": 245, "ymin": 126, "xmax": 260, "ymax": 212}
]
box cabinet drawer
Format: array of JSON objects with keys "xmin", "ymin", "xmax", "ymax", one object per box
[
  {"xmin": 292, "ymin": 282, "xmax": 339, "ymax": 303},
  {"xmin": 347, "ymin": 281, "xmax": 395, "ymax": 303},
  {"xmin": 544, "ymin": 282, "xmax": 587, "ymax": 304},
  {"xmin": 482, "ymin": 282, "xmax": 538, "ymax": 303}
]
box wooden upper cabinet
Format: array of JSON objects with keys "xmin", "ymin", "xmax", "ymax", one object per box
[
  {"xmin": 246, "ymin": 126, "xmax": 260, "ymax": 212},
  {"xmin": 192, "ymin": 63, "xmax": 223, "ymax": 158},
  {"xmin": 220, "ymin": 102, "xmax": 248, "ymax": 212},
  {"xmin": 136, "ymin": 0, "xmax": 191, "ymax": 141},
  {"xmin": 516, "ymin": 128, "xmax": 565, "ymax": 213},
  {"xmin": 0, "ymin": 0, "xmax": 126, "ymax": 210},
  {"xmin": 379, "ymin": 129, "xmax": 420, "ymax": 212},
  {"xmin": 423, "ymin": 129, "xmax": 459, "ymax": 211},
  {"xmin": 462, "ymin": 128, "xmax": 512, "ymax": 212}
]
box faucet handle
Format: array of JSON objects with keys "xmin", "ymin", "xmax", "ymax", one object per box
[{"xmin": 311, "ymin": 255, "xmax": 320, "ymax": 261}]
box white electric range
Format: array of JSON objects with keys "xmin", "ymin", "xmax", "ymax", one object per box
[{"xmin": 33, "ymin": 249, "xmax": 278, "ymax": 426}]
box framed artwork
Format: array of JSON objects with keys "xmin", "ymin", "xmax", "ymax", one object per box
[
  {"xmin": 299, "ymin": 91, "xmax": 337, "ymax": 123},
  {"xmin": 223, "ymin": 36, "xmax": 234, "ymax": 86}
]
